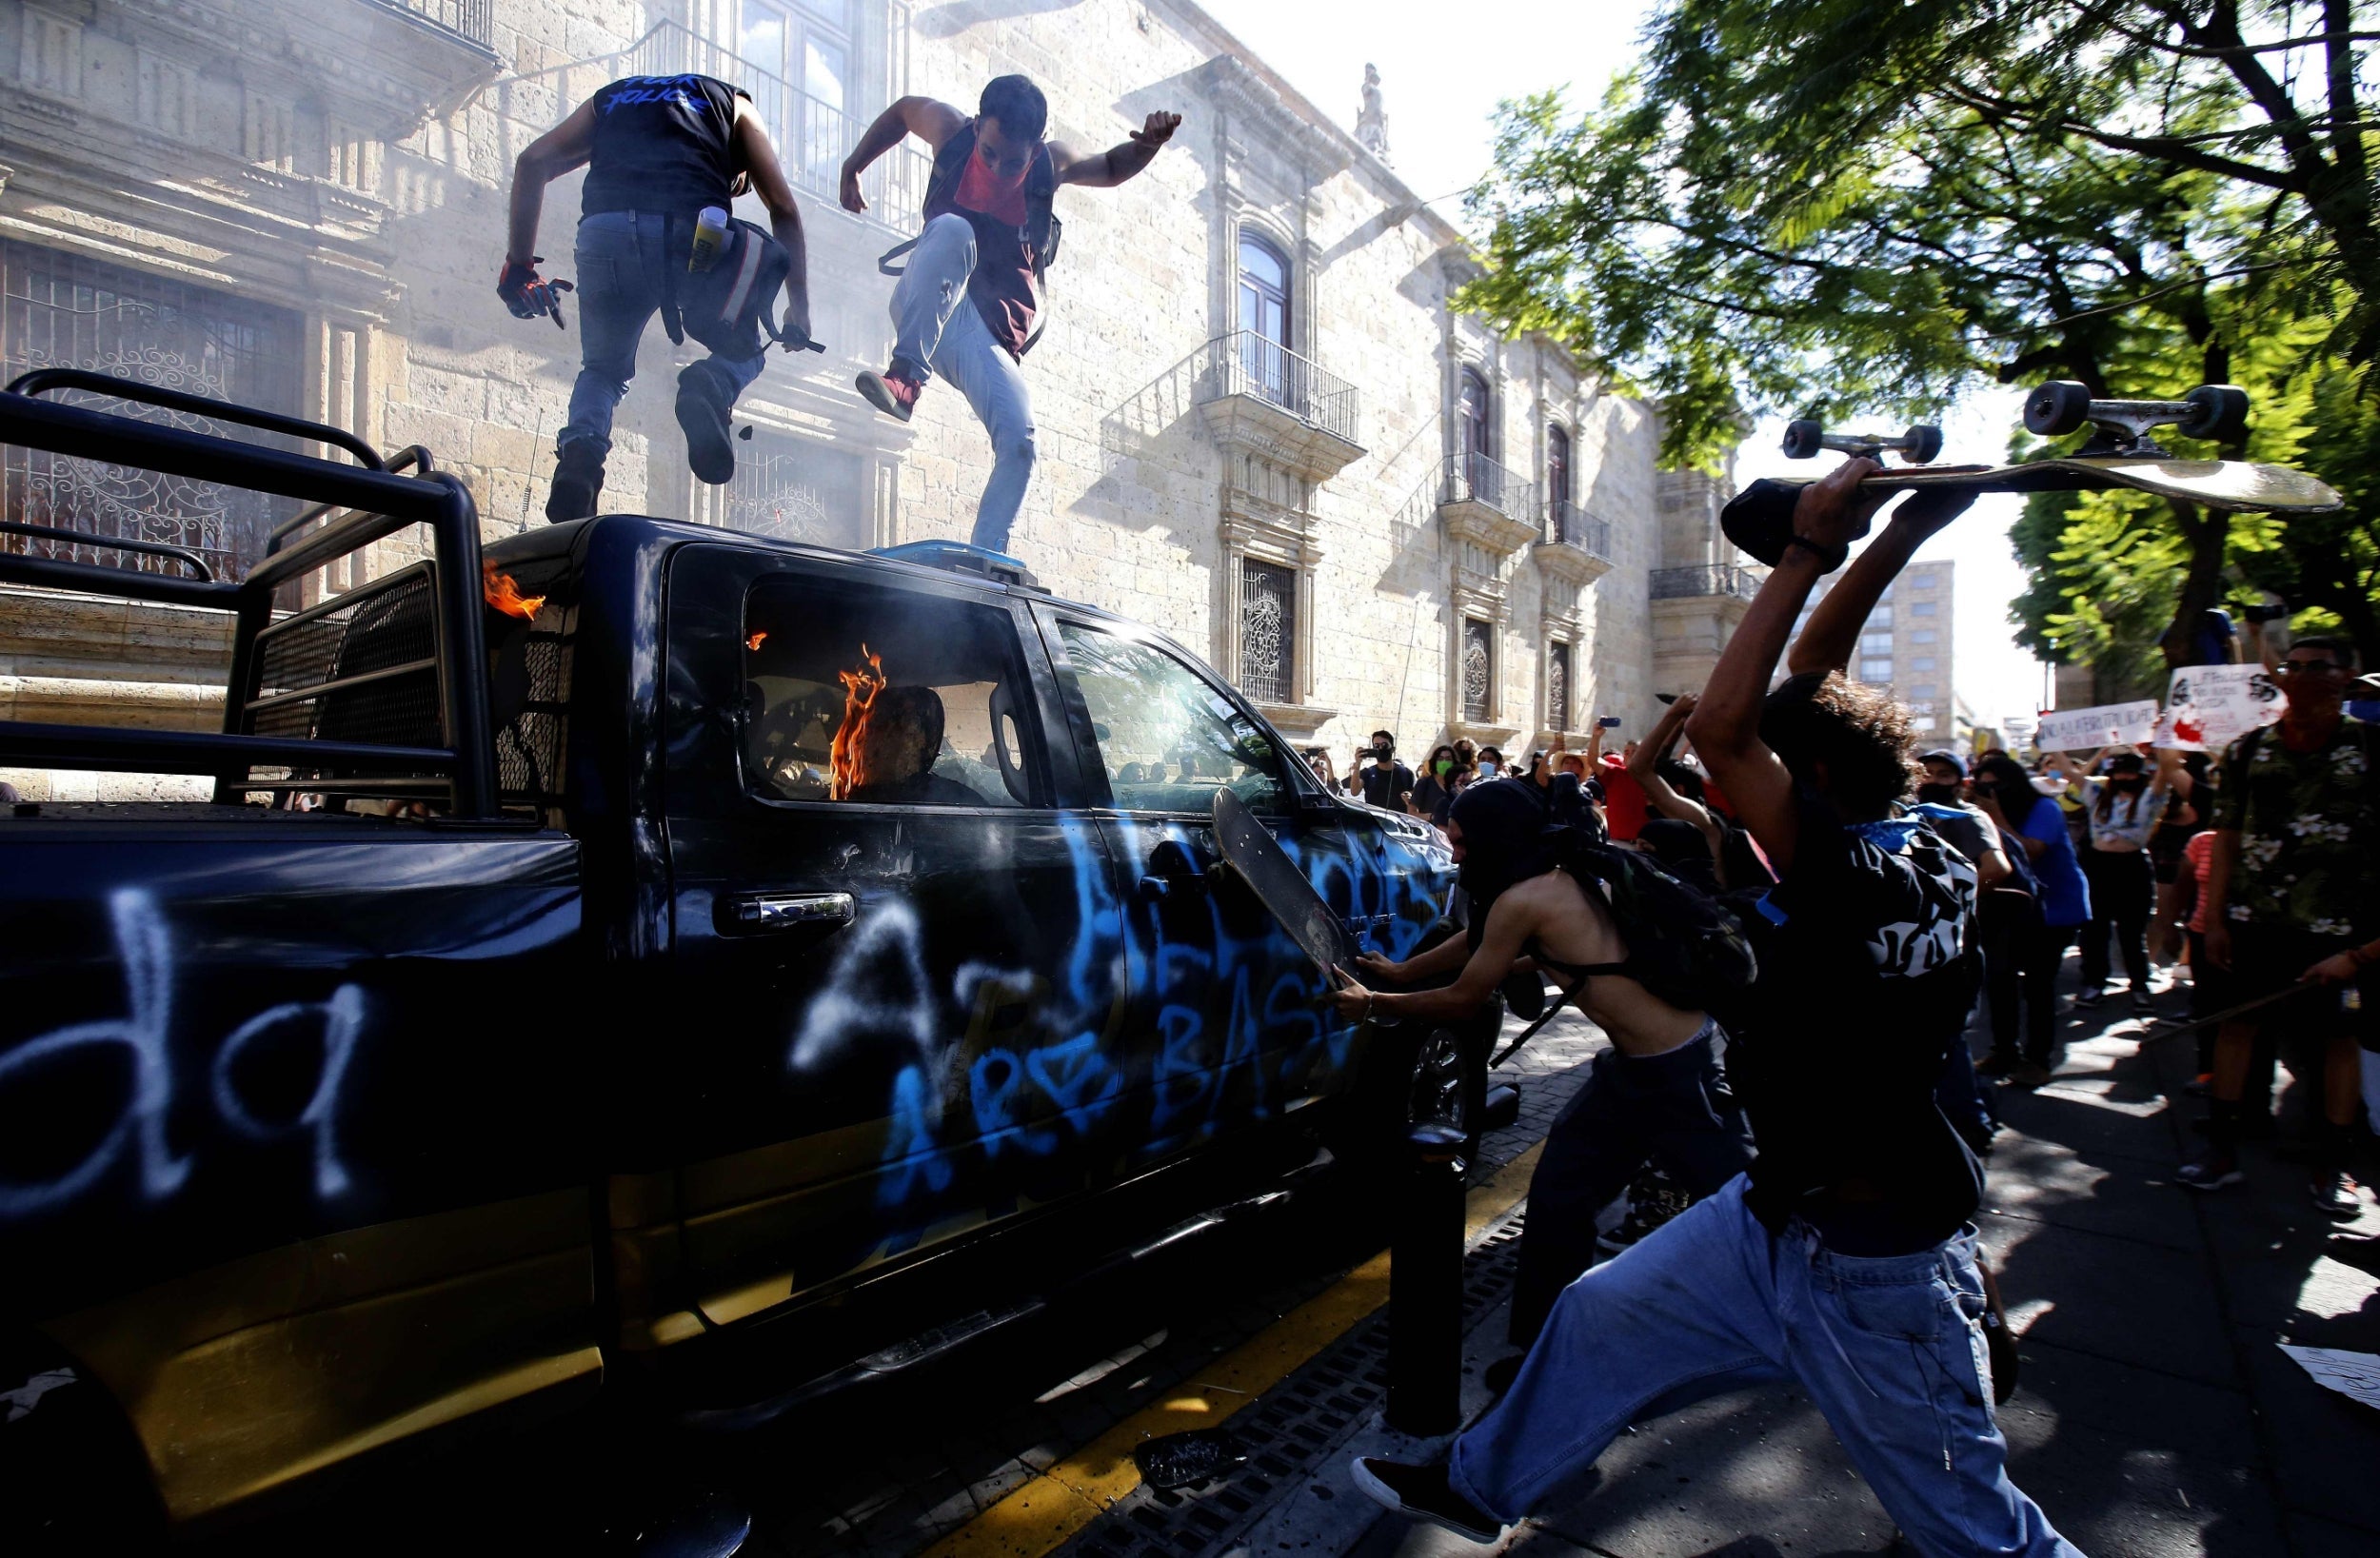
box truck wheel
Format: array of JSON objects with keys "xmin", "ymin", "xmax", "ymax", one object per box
[
  {"xmin": 0, "ymin": 1335, "xmax": 161, "ymax": 1554},
  {"xmin": 2023, "ymin": 381, "xmax": 2092, "ymax": 437},
  {"xmin": 1329, "ymin": 1008, "xmax": 1492, "ymax": 1176},
  {"xmin": 1905, "ymin": 424, "xmax": 1943, "ymax": 463},
  {"xmin": 2178, "ymin": 384, "xmax": 2250, "ymax": 444},
  {"xmin": 1780, "ymin": 419, "xmax": 1824, "ymax": 459}
]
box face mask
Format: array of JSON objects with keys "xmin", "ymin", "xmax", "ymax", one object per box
[
  {"xmin": 1434, "ymin": 759, "xmax": 1452, "ymax": 778},
  {"xmin": 1915, "ymin": 781, "xmax": 1959, "ymax": 805}
]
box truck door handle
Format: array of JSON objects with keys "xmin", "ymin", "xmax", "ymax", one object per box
[
  {"xmin": 725, "ymin": 892, "xmax": 856, "ymax": 932},
  {"xmin": 1139, "ymin": 838, "xmax": 1210, "ymax": 901}
]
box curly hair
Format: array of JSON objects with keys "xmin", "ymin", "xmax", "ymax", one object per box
[{"xmin": 1760, "ymin": 672, "xmax": 1921, "ymax": 818}]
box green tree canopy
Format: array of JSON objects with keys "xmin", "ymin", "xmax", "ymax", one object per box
[{"xmin": 1460, "ymin": 0, "xmax": 2380, "ymax": 668}]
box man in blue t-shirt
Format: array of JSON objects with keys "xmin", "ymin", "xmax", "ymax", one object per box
[{"xmin": 1350, "ymin": 462, "xmax": 2084, "ymax": 1557}]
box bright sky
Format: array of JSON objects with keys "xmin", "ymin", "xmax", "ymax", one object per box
[{"xmin": 1194, "ymin": 0, "xmax": 2052, "ymax": 729}]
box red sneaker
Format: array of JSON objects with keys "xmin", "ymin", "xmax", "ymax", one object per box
[{"xmin": 857, "ymin": 365, "xmax": 922, "ymax": 424}]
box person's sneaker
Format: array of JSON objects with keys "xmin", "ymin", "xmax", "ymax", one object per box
[
  {"xmin": 2311, "ymin": 1169, "xmax": 2364, "ymax": 1219},
  {"xmin": 1596, "ymin": 1165, "xmax": 1692, "ymax": 1258},
  {"xmin": 2130, "ymin": 991, "xmax": 2156, "ymax": 1016},
  {"xmin": 2184, "ymin": 1073, "xmax": 2212, "ymax": 1097},
  {"xmin": 2074, "ymin": 988, "xmax": 2105, "ymax": 1009},
  {"xmin": 2175, "ymin": 1146, "xmax": 2244, "ymax": 1191},
  {"xmin": 545, "ymin": 439, "xmax": 605, "ymax": 523},
  {"xmin": 857, "ymin": 364, "xmax": 923, "ymax": 424},
  {"xmin": 676, "ymin": 363, "xmax": 737, "ymax": 484},
  {"xmin": 1349, "ymin": 1458, "xmax": 1500, "ymax": 1543},
  {"xmin": 2009, "ymin": 1061, "xmax": 2053, "ymax": 1090},
  {"xmin": 1974, "ymin": 1051, "xmax": 2022, "ymax": 1078}
]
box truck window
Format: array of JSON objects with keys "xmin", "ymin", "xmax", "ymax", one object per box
[
  {"xmin": 1054, "ymin": 621, "xmax": 1286, "ymax": 815},
  {"xmin": 742, "ymin": 579, "xmax": 1040, "ymax": 808}
]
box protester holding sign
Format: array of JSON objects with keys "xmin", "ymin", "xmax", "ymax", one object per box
[{"xmin": 2074, "ymin": 747, "xmax": 2191, "ymax": 1016}]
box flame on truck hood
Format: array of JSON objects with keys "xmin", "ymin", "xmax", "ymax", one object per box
[{"xmin": 482, "ymin": 561, "xmax": 545, "ymax": 621}]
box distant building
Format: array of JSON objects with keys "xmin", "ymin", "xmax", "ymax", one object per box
[{"xmin": 1789, "ymin": 557, "xmax": 1958, "ymax": 744}]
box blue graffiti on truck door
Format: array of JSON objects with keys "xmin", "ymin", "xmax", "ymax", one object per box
[{"xmin": 788, "ymin": 810, "xmax": 1450, "ymax": 1226}]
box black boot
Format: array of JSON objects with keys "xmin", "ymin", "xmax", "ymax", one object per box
[
  {"xmin": 546, "ymin": 438, "xmax": 605, "ymax": 524},
  {"xmin": 676, "ymin": 362, "xmax": 737, "ymax": 485}
]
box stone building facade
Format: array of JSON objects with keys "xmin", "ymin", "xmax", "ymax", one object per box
[{"xmin": 1, "ymin": 0, "xmax": 1723, "ymax": 799}]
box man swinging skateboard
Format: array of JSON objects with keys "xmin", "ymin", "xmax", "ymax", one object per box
[{"xmin": 839, "ymin": 77, "xmax": 1180, "ymax": 555}]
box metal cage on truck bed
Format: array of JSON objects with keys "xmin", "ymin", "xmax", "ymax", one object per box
[{"xmin": 0, "ymin": 368, "xmax": 504, "ymax": 818}]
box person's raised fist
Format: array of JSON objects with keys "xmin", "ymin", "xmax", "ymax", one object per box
[{"xmin": 1132, "ymin": 110, "xmax": 1182, "ymax": 148}]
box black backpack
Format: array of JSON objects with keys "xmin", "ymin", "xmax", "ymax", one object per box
[
  {"xmin": 1493, "ymin": 831, "xmax": 1761, "ymax": 1064},
  {"xmin": 666, "ymin": 214, "xmax": 814, "ymax": 360}
]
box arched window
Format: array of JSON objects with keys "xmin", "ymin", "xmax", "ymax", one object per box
[
  {"xmin": 1545, "ymin": 424, "xmax": 1572, "ymax": 538},
  {"xmin": 1237, "ymin": 234, "xmax": 1292, "ymax": 404},
  {"xmin": 1458, "ymin": 368, "xmax": 1496, "ymax": 505}
]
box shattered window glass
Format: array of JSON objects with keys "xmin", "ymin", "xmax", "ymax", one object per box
[{"xmin": 1058, "ymin": 621, "xmax": 1286, "ymax": 816}]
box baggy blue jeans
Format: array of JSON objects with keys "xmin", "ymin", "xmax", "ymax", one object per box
[
  {"xmin": 560, "ymin": 211, "xmax": 767, "ymax": 458},
  {"xmin": 1451, "ymin": 1176, "xmax": 2085, "ymax": 1558},
  {"xmin": 890, "ymin": 212, "xmax": 1037, "ymax": 553}
]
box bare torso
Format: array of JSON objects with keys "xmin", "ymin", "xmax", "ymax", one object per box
[{"xmin": 1497, "ymin": 869, "xmax": 1710, "ymax": 1056}]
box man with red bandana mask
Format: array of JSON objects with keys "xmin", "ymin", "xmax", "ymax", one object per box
[{"xmin": 840, "ymin": 77, "xmax": 1180, "ymax": 556}]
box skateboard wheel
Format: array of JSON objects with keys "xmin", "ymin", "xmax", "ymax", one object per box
[
  {"xmin": 2178, "ymin": 384, "xmax": 2249, "ymax": 444},
  {"xmin": 1781, "ymin": 419, "xmax": 1823, "ymax": 459},
  {"xmin": 1904, "ymin": 424, "xmax": 1943, "ymax": 463},
  {"xmin": 2024, "ymin": 381, "xmax": 2092, "ymax": 437}
]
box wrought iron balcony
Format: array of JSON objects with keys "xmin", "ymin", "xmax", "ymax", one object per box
[
  {"xmin": 1442, "ymin": 452, "xmax": 1534, "ymax": 522},
  {"xmin": 365, "ymin": 0, "xmax": 495, "ymax": 49},
  {"xmin": 1200, "ymin": 332, "xmax": 1360, "ymax": 444},
  {"xmin": 625, "ymin": 23, "xmax": 932, "ymax": 234},
  {"xmin": 1547, "ymin": 501, "xmax": 1611, "ymax": 561},
  {"xmin": 1650, "ymin": 563, "xmax": 1765, "ymax": 601},
  {"xmin": 1194, "ymin": 331, "xmax": 1364, "ymax": 481}
]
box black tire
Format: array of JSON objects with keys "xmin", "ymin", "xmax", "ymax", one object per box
[
  {"xmin": 2178, "ymin": 384, "xmax": 2250, "ymax": 444},
  {"xmin": 1780, "ymin": 418, "xmax": 1824, "ymax": 460},
  {"xmin": 2023, "ymin": 380, "xmax": 2092, "ymax": 437},
  {"xmin": 0, "ymin": 1333, "xmax": 163, "ymax": 1554},
  {"xmin": 1905, "ymin": 424, "xmax": 1943, "ymax": 463}
]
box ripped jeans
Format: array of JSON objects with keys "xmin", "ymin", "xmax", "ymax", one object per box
[
  {"xmin": 890, "ymin": 212, "xmax": 1037, "ymax": 553},
  {"xmin": 1452, "ymin": 1176, "xmax": 2084, "ymax": 1558}
]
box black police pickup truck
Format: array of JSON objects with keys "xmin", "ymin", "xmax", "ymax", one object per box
[{"xmin": 0, "ymin": 376, "xmax": 1466, "ymax": 1534}]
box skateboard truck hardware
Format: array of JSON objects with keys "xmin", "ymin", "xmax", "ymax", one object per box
[
  {"xmin": 1780, "ymin": 419, "xmax": 1943, "ymax": 463},
  {"xmin": 2024, "ymin": 380, "xmax": 2250, "ymax": 458}
]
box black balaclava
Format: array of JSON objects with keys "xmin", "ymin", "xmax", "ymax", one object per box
[
  {"xmin": 1450, "ymin": 778, "xmax": 1557, "ymax": 947},
  {"xmin": 1636, "ymin": 818, "xmax": 1720, "ymax": 895}
]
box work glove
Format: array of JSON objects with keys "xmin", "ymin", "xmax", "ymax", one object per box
[{"xmin": 498, "ymin": 257, "xmax": 574, "ymax": 328}]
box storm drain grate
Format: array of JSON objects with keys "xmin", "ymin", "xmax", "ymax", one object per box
[{"xmin": 1061, "ymin": 1210, "xmax": 1530, "ymax": 1558}]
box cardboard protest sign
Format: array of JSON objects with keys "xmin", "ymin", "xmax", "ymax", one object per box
[
  {"xmin": 2164, "ymin": 663, "xmax": 2285, "ymax": 751},
  {"xmin": 2034, "ymin": 700, "xmax": 2160, "ymax": 752}
]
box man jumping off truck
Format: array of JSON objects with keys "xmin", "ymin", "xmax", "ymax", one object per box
[
  {"xmin": 502, "ymin": 73, "xmax": 813, "ymax": 523},
  {"xmin": 838, "ymin": 77, "xmax": 1180, "ymax": 556}
]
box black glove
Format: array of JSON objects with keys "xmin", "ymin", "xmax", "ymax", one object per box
[{"xmin": 497, "ymin": 257, "xmax": 574, "ymax": 328}]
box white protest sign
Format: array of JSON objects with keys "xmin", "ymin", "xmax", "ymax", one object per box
[
  {"xmin": 2280, "ymin": 1345, "xmax": 2380, "ymax": 1412},
  {"xmin": 2033, "ymin": 700, "xmax": 2160, "ymax": 752},
  {"xmin": 2165, "ymin": 663, "xmax": 2286, "ymax": 752}
]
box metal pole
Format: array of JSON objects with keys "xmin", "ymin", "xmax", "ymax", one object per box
[{"xmin": 1386, "ymin": 1121, "xmax": 1466, "ymax": 1436}]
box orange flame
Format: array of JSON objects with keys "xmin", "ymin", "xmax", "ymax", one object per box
[
  {"xmin": 746, "ymin": 630, "xmax": 769, "ymax": 651},
  {"xmin": 827, "ymin": 644, "xmax": 887, "ymax": 800},
  {"xmin": 482, "ymin": 561, "xmax": 545, "ymax": 621}
]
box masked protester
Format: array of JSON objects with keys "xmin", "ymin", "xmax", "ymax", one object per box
[
  {"xmin": 1349, "ymin": 463, "xmax": 2082, "ymax": 1558},
  {"xmin": 1331, "ymin": 778, "xmax": 1751, "ymax": 1384},
  {"xmin": 1355, "ymin": 730, "xmax": 1414, "ymax": 811},
  {"xmin": 504, "ymin": 74, "xmax": 813, "ymax": 523},
  {"xmin": 1412, "ymin": 744, "xmax": 1458, "ymax": 824},
  {"xmin": 2073, "ymin": 747, "xmax": 2191, "ymax": 1016},
  {"xmin": 840, "ymin": 79, "xmax": 1180, "ymax": 556}
]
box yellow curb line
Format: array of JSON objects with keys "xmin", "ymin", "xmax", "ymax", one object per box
[{"xmin": 920, "ymin": 1141, "xmax": 1544, "ymax": 1558}]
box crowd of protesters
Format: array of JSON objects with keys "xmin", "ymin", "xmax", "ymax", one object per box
[{"xmin": 1319, "ymin": 461, "xmax": 2376, "ymax": 1558}]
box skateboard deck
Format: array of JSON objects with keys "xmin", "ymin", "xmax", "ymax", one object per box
[
  {"xmin": 1835, "ymin": 456, "xmax": 2343, "ymax": 513},
  {"xmin": 1212, "ymin": 786, "xmax": 1354, "ymax": 976}
]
